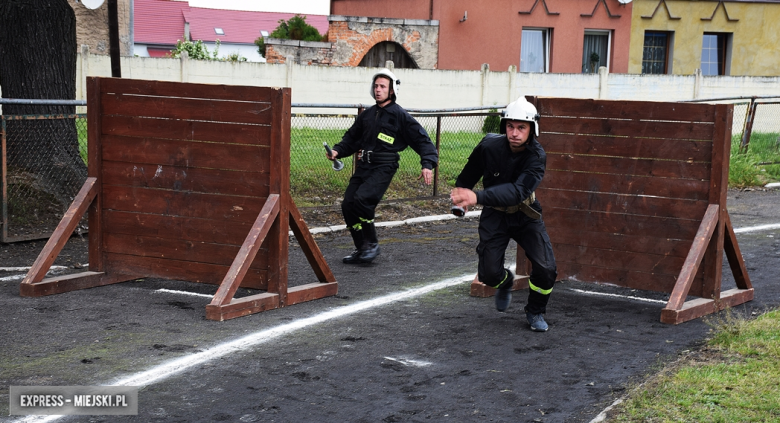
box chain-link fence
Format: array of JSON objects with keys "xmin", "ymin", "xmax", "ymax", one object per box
[
  {"xmin": 4, "ymin": 97, "xmax": 775, "ymax": 243},
  {"xmin": 2, "ymin": 113, "xmax": 88, "ymax": 242}
]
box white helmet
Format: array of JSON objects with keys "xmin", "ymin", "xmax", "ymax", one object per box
[
  {"xmin": 370, "ymin": 68, "xmax": 400, "ymax": 101},
  {"xmin": 500, "ymin": 96, "xmax": 540, "ymax": 137}
]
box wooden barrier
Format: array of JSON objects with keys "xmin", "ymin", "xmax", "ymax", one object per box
[
  {"xmin": 471, "ymin": 97, "xmax": 752, "ymax": 324},
  {"xmin": 20, "ymin": 77, "xmax": 337, "ymax": 321}
]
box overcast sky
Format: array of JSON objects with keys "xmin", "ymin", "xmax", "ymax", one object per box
[{"xmin": 185, "ymin": 0, "xmax": 330, "ymax": 15}]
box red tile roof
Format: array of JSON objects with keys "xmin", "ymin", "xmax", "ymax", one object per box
[{"xmin": 134, "ymin": 0, "xmax": 329, "ymax": 46}]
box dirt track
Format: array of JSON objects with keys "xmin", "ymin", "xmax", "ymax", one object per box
[{"xmin": 0, "ymin": 188, "xmax": 778, "ymax": 422}]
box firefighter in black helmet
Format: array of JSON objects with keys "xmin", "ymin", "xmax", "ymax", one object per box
[
  {"xmin": 450, "ymin": 96, "xmax": 557, "ymax": 332},
  {"xmin": 326, "ymin": 69, "xmax": 439, "ymax": 264}
]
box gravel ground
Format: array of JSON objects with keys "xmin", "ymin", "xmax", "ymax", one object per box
[{"xmin": 0, "ymin": 188, "xmax": 778, "ymax": 423}]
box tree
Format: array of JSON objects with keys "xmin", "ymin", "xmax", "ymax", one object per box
[
  {"xmin": 0, "ymin": 0, "xmax": 86, "ymax": 213},
  {"xmin": 255, "ymin": 14, "xmax": 326, "ymax": 57}
]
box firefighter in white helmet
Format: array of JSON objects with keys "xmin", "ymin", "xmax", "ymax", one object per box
[
  {"xmin": 450, "ymin": 96, "xmax": 557, "ymax": 332},
  {"xmin": 326, "ymin": 69, "xmax": 438, "ymax": 264}
]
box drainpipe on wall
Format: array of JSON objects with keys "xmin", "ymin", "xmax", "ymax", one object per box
[
  {"xmin": 180, "ymin": 50, "xmax": 189, "ymax": 83},
  {"xmin": 693, "ymin": 68, "xmax": 702, "ymax": 100},
  {"xmin": 80, "ymin": 45, "xmax": 90, "ymax": 105},
  {"xmin": 286, "ymin": 56, "xmax": 295, "ymax": 87},
  {"xmin": 480, "ymin": 63, "xmax": 489, "ymax": 107},
  {"xmin": 508, "ymin": 65, "xmax": 517, "ymax": 103},
  {"xmin": 598, "ymin": 66, "xmax": 609, "ymax": 99}
]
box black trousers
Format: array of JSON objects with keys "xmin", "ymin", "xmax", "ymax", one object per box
[
  {"xmin": 477, "ymin": 208, "xmax": 557, "ymax": 314},
  {"xmin": 341, "ymin": 162, "xmax": 398, "ymax": 227}
]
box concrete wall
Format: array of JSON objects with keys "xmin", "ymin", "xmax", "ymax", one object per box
[
  {"xmin": 75, "ymin": 52, "xmax": 780, "ymax": 107},
  {"xmin": 630, "ymin": 0, "xmax": 780, "ymax": 76}
]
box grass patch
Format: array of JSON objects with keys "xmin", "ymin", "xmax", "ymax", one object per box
[
  {"xmin": 730, "ymin": 132, "xmax": 780, "ymax": 187},
  {"xmin": 608, "ymin": 308, "xmax": 780, "ymax": 422}
]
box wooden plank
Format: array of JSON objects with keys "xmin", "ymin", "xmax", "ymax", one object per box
[
  {"xmin": 103, "ymin": 210, "xmax": 257, "ymax": 245},
  {"xmin": 288, "ymin": 199, "xmax": 336, "ymax": 283},
  {"xmin": 21, "ymin": 177, "xmax": 97, "ymax": 285},
  {"xmin": 470, "ymin": 275, "xmax": 529, "ymax": 298},
  {"xmin": 723, "ymin": 212, "xmax": 752, "ymax": 290},
  {"xmin": 101, "ymin": 115, "xmax": 272, "ymax": 146},
  {"xmin": 660, "ymin": 288, "xmax": 754, "ymax": 324},
  {"xmin": 552, "ymin": 243, "xmax": 687, "ymax": 277},
  {"xmin": 266, "ymin": 88, "xmax": 291, "ymax": 303},
  {"xmin": 542, "ymin": 169, "xmax": 711, "ymax": 200},
  {"xmin": 205, "ymin": 293, "xmax": 280, "ymax": 321},
  {"xmin": 546, "ymin": 153, "xmax": 711, "ymax": 180},
  {"xmin": 546, "ymin": 226, "xmax": 694, "ymax": 258},
  {"xmin": 537, "ymin": 97, "xmax": 716, "ymax": 123},
  {"xmin": 101, "ymin": 78, "xmax": 278, "ymax": 103},
  {"xmin": 664, "ymin": 204, "xmax": 719, "ymax": 310},
  {"xmin": 542, "ymin": 133, "xmax": 712, "ymax": 162},
  {"xmin": 20, "ymin": 271, "xmax": 138, "ymax": 297},
  {"xmin": 101, "ymin": 92, "xmax": 274, "ymax": 125},
  {"xmin": 211, "ymin": 194, "xmax": 280, "ymax": 306},
  {"xmin": 544, "ymin": 208, "xmax": 701, "ymax": 241},
  {"xmin": 88, "ymin": 77, "xmax": 105, "ymax": 273},
  {"xmin": 105, "ymin": 252, "xmax": 267, "ymax": 288},
  {"xmin": 21, "ymin": 178, "xmax": 98, "ymax": 285},
  {"xmin": 102, "ymin": 185, "xmax": 267, "ymax": 222},
  {"xmin": 103, "ymin": 232, "xmax": 271, "ymax": 268},
  {"xmin": 101, "ymin": 136, "xmax": 271, "ymax": 172},
  {"xmin": 538, "ymin": 188, "xmax": 709, "ymax": 220},
  {"xmin": 286, "ymin": 282, "xmax": 339, "ymax": 305},
  {"xmin": 543, "ymin": 116, "xmax": 715, "ymax": 140},
  {"xmin": 102, "ymin": 161, "xmax": 270, "ymax": 197}
]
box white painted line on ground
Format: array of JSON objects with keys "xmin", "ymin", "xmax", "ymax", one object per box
[
  {"xmin": 0, "ymin": 265, "xmax": 68, "ymax": 272},
  {"xmin": 567, "ymin": 288, "xmax": 668, "ymax": 305},
  {"xmin": 0, "ymin": 266, "xmax": 71, "ymax": 283},
  {"xmin": 13, "ymin": 272, "xmax": 476, "ymax": 423},
  {"xmin": 383, "ymin": 356, "xmax": 433, "ymax": 367},
  {"xmin": 734, "ymin": 223, "xmax": 780, "ymax": 233},
  {"xmin": 155, "ymin": 288, "xmax": 214, "ymax": 299}
]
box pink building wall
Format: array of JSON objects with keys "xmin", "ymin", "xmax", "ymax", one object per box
[{"xmin": 331, "ymin": 0, "xmax": 632, "ymax": 73}]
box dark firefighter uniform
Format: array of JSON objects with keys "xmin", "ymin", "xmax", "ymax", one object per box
[
  {"xmin": 455, "ymin": 133, "xmax": 557, "ymax": 315},
  {"xmin": 333, "ymin": 101, "xmax": 439, "ymax": 260}
]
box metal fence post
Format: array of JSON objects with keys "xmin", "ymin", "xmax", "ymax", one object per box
[
  {"xmin": 1, "ymin": 116, "xmax": 7, "ymax": 242},
  {"xmin": 433, "ymin": 115, "xmax": 441, "ymax": 197},
  {"xmin": 740, "ymin": 97, "xmax": 757, "ymax": 153}
]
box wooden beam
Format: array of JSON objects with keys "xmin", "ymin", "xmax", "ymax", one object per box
[
  {"xmin": 206, "ymin": 293, "xmax": 280, "ymax": 321},
  {"xmin": 286, "ymin": 282, "xmax": 339, "ymax": 305},
  {"xmin": 288, "ymin": 198, "xmax": 336, "ymax": 283},
  {"xmin": 21, "ymin": 178, "xmax": 98, "ymax": 286},
  {"xmin": 724, "ymin": 212, "xmax": 752, "ymax": 290},
  {"xmin": 20, "ymin": 271, "xmax": 138, "ymax": 297},
  {"xmin": 664, "ymin": 204, "xmax": 719, "ymax": 311},
  {"xmin": 661, "ymin": 288, "xmax": 754, "ymax": 324},
  {"xmin": 470, "ymin": 274, "xmax": 530, "ymax": 298},
  {"xmin": 210, "ymin": 194, "xmax": 280, "ymax": 307}
]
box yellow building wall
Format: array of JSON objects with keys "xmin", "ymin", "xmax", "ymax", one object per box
[{"xmin": 629, "ymin": 0, "xmax": 780, "ymax": 76}]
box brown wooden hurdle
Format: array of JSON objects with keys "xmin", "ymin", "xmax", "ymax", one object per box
[
  {"xmin": 20, "ymin": 77, "xmax": 337, "ymax": 321},
  {"xmin": 471, "ymin": 96, "xmax": 752, "ymax": 324}
]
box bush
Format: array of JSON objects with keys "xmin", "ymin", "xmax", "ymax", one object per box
[{"xmin": 482, "ymin": 109, "xmax": 501, "ymax": 134}]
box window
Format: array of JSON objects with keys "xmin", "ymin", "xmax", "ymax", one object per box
[
  {"xmin": 701, "ymin": 33, "xmax": 731, "ymax": 76},
  {"xmin": 582, "ymin": 30, "xmax": 610, "ymax": 73},
  {"xmin": 520, "ymin": 29, "xmax": 550, "ymax": 73},
  {"xmin": 214, "ymin": 28, "xmax": 224, "ymax": 35},
  {"xmin": 642, "ymin": 31, "xmax": 673, "ymax": 74}
]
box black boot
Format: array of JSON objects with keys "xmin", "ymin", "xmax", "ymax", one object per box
[
  {"xmin": 359, "ymin": 221, "xmax": 380, "ymax": 263},
  {"xmin": 343, "ymin": 227, "xmax": 364, "ymax": 264}
]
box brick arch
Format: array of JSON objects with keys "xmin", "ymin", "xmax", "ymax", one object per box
[
  {"xmin": 358, "ymin": 41, "xmax": 419, "ymax": 69},
  {"xmin": 328, "ymin": 16, "xmax": 438, "ymax": 69}
]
